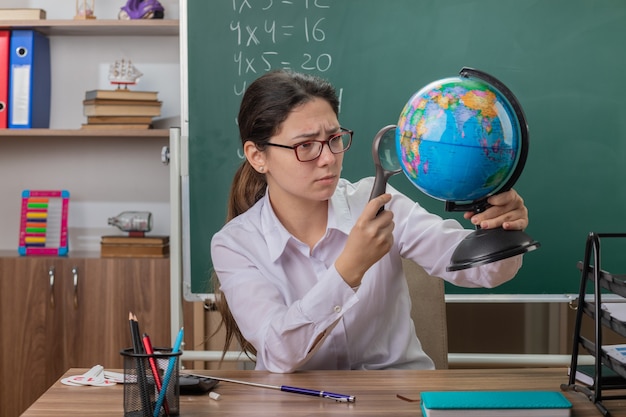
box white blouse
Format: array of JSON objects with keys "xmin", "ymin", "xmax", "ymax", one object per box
[{"xmin": 211, "ymin": 177, "xmax": 522, "ymax": 373}]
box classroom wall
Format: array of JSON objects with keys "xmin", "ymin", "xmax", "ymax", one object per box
[{"xmin": 0, "ymin": 0, "xmax": 180, "ymax": 252}]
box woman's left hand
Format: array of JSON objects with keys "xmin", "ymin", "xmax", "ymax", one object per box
[{"xmin": 463, "ymin": 189, "xmax": 529, "ymax": 231}]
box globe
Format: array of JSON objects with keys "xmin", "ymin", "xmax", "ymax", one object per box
[
  {"xmin": 388, "ymin": 67, "xmax": 539, "ymax": 270},
  {"xmin": 396, "ymin": 69, "xmax": 522, "ymax": 205}
]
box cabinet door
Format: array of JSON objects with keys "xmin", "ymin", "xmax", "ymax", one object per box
[
  {"xmin": 67, "ymin": 257, "xmax": 171, "ymax": 369},
  {"xmin": 0, "ymin": 257, "xmax": 69, "ymax": 417}
]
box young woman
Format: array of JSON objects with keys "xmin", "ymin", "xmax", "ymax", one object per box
[{"xmin": 211, "ymin": 69, "xmax": 529, "ymax": 373}]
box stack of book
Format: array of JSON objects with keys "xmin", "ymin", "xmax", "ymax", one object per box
[
  {"xmin": 100, "ymin": 235, "xmax": 169, "ymax": 258},
  {"xmin": 0, "ymin": 8, "xmax": 46, "ymax": 20},
  {"xmin": 81, "ymin": 89, "xmax": 161, "ymax": 130}
]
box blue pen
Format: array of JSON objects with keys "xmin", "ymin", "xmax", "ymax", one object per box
[
  {"xmin": 153, "ymin": 327, "xmax": 184, "ymax": 417},
  {"xmin": 184, "ymin": 372, "xmax": 356, "ymax": 403}
]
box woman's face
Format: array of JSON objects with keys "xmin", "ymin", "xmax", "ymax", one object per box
[{"xmin": 250, "ymin": 98, "xmax": 344, "ymax": 209}]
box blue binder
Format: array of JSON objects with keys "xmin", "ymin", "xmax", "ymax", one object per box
[{"xmin": 8, "ymin": 30, "xmax": 51, "ymax": 129}]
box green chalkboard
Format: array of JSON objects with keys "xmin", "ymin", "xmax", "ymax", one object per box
[{"xmin": 185, "ymin": 0, "xmax": 626, "ymax": 296}]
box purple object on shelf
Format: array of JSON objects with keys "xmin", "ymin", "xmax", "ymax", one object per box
[{"xmin": 119, "ymin": 0, "xmax": 164, "ymax": 20}]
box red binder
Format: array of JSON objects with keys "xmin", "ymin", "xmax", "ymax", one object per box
[{"xmin": 0, "ymin": 30, "xmax": 9, "ymax": 129}]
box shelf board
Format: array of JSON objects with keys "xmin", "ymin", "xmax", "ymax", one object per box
[
  {"xmin": 0, "ymin": 128, "xmax": 169, "ymax": 139},
  {"xmin": 0, "ymin": 250, "xmax": 101, "ymax": 259},
  {"xmin": 0, "ymin": 19, "xmax": 179, "ymax": 36}
]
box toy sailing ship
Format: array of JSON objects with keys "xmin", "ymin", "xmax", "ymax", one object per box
[{"xmin": 108, "ymin": 59, "xmax": 143, "ymax": 89}]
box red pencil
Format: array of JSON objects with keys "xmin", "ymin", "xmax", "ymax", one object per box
[{"xmin": 143, "ymin": 333, "xmax": 170, "ymax": 416}]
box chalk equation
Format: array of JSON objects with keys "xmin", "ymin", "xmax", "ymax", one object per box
[{"xmin": 229, "ymin": 0, "xmax": 343, "ymax": 159}]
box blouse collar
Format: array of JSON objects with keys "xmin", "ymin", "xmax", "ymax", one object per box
[{"xmin": 260, "ymin": 186, "xmax": 354, "ymax": 262}]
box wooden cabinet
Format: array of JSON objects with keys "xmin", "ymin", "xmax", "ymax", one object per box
[
  {"xmin": 0, "ymin": 257, "xmax": 68, "ymax": 417},
  {"xmin": 0, "ymin": 254, "xmax": 171, "ymax": 417},
  {"xmin": 67, "ymin": 257, "xmax": 171, "ymax": 368}
]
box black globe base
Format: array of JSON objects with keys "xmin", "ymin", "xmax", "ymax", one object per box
[{"xmin": 447, "ymin": 227, "xmax": 540, "ymax": 271}]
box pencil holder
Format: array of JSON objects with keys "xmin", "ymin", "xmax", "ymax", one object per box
[{"xmin": 121, "ymin": 347, "xmax": 182, "ymax": 417}]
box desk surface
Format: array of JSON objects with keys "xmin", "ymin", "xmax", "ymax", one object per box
[{"xmin": 21, "ymin": 368, "xmax": 626, "ymax": 416}]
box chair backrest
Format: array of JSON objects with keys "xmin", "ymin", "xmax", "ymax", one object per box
[{"xmin": 402, "ymin": 258, "xmax": 449, "ymax": 369}]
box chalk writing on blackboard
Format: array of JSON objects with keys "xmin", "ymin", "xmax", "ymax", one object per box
[{"xmin": 229, "ymin": 0, "xmax": 343, "ymax": 159}]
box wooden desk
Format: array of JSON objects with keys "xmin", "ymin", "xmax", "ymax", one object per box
[{"xmin": 21, "ymin": 368, "xmax": 626, "ymax": 416}]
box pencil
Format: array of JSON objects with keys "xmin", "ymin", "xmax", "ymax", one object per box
[
  {"xmin": 129, "ymin": 312, "xmax": 152, "ymax": 417},
  {"xmin": 143, "ymin": 332, "xmax": 169, "ymax": 415},
  {"xmin": 153, "ymin": 327, "xmax": 184, "ymax": 417}
]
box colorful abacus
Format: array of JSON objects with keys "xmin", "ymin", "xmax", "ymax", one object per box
[{"xmin": 18, "ymin": 190, "xmax": 70, "ymax": 256}]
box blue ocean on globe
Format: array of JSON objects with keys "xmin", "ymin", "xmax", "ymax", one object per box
[{"xmin": 396, "ymin": 76, "xmax": 521, "ymax": 203}]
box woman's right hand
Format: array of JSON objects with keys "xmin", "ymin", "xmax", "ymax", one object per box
[{"xmin": 335, "ymin": 194, "xmax": 395, "ymax": 287}]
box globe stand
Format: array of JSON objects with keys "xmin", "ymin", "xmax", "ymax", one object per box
[
  {"xmin": 445, "ymin": 199, "xmax": 540, "ymax": 271},
  {"xmin": 445, "ymin": 191, "xmax": 540, "ymax": 272},
  {"xmin": 448, "ymin": 227, "xmax": 540, "ymax": 271}
]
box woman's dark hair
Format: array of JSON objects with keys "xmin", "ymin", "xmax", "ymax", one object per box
[{"xmin": 213, "ymin": 69, "xmax": 339, "ymax": 360}]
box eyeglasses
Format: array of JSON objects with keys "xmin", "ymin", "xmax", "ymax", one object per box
[{"xmin": 265, "ymin": 127, "xmax": 353, "ymax": 162}]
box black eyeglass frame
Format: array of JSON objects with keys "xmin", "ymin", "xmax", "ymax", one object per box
[{"xmin": 264, "ymin": 127, "xmax": 354, "ymax": 162}]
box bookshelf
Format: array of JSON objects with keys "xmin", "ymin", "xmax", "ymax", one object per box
[
  {"xmin": 0, "ymin": 16, "xmax": 182, "ymax": 417},
  {"xmin": 3, "ymin": 19, "xmax": 179, "ymax": 36},
  {"xmin": 0, "ymin": 128, "xmax": 169, "ymax": 139},
  {"xmin": 0, "ymin": 18, "xmax": 178, "ymax": 251}
]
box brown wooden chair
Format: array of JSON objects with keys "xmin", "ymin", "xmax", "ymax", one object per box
[{"xmin": 402, "ymin": 258, "xmax": 449, "ymax": 369}]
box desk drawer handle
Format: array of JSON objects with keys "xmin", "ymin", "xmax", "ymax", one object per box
[
  {"xmin": 72, "ymin": 266, "xmax": 79, "ymax": 309},
  {"xmin": 48, "ymin": 266, "xmax": 55, "ymax": 308}
]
